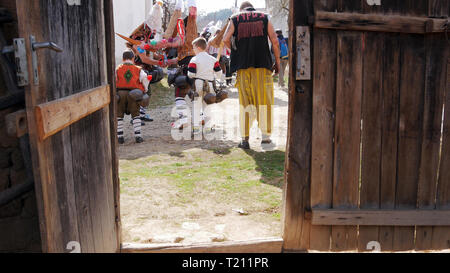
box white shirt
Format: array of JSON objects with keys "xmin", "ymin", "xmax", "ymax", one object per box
[
  {"xmin": 124, "ymin": 60, "xmax": 150, "ymax": 92},
  {"xmin": 187, "ymin": 52, "xmax": 222, "ymax": 82}
]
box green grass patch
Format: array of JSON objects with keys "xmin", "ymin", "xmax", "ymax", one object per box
[
  {"xmin": 148, "ymin": 78, "xmax": 173, "ymax": 108},
  {"xmin": 119, "ymin": 148, "xmax": 285, "ymax": 211}
]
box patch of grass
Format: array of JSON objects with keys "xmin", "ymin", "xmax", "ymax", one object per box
[
  {"xmin": 148, "ymin": 78, "xmax": 173, "ymax": 108},
  {"xmin": 119, "ymin": 148, "xmax": 285, "ymax": 212},
  {"xmin": 271, "ymin": 213, "xmax": 281, "ymax": 221}
]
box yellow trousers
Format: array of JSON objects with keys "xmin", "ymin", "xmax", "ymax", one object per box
[{"xmin": 236, "ymin": 68, "xmax": 274, "ymax": 139}]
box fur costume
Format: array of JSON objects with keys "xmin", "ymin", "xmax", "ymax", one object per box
[
  {"xmin": 146, "ymin": 0, "xmax": 163, "ymax": 41},
  {"xmin": 164, "ymin": 0, "xmax": 183, "ymax": 40},
  {"xmin": 177, "ymin": 0, "xmax": 198, "ymax": 62}
]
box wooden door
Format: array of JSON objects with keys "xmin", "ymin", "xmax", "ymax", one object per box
[
  {"xmin": 15, "ymin": 0, "xmax": 120, "ymax": 253},
  {"xmin": 308, "ymin": 0, "xmax": 450, "ymax": 252}
]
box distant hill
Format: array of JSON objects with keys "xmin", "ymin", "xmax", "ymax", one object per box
[{"xmin": 197, "ymin": 9, "xmax": 233, "ymax": 33}]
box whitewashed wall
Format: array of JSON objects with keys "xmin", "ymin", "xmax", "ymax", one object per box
[{"xmin": 113, "ymin": 0, "xmax": 151, "ymax": 63}]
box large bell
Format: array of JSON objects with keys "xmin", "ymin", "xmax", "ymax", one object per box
[{"xmin": 129, "ymin": 89, "xmax": 144, "ymax": 102}]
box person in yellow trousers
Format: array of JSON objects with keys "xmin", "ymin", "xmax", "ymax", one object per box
[{"xmin": 223, "ymin": 1, "xmax": 281, "ymax": 149}]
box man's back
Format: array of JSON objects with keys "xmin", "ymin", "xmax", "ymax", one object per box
[{"xmin": 229, "ymin": 8, "xmax": 273, "ymax": 73}]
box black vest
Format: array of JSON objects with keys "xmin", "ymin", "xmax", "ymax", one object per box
[{"xmin": 230, "ymin": 9, "xmax": 273, "ymax": 73}]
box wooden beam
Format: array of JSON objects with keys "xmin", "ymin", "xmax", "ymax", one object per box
[
  {"xmin": 312, "ymin": 210, "xmax": 450, "ymax": 226},
  {"xmin": 35, "ymin": 85, "xmax": 110, "ymax": 141},
  {"xmin": 121, "ymin": 238, "xmax": 284, "ymax": 254},
  {"xmin": 314, "ymin": 11, "xmax": 448, "ymax": 34},
  {"xmin": 5, "ymin": 109, "xmax": 28, "ymax": 138}
]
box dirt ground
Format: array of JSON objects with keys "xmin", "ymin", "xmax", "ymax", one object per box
[{"xmin": 119, "ymin": 79, "xmax": 289, "ymax": 245}]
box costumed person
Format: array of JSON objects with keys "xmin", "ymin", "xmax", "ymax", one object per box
[
  {"xmin": 207, "ymin": 30, "xmax": 230, "ymax": 86},
  {"xmin": 187, "ymin": 37, "xmax": 223, "ymax": 136},
  {"xmin": 276, "ymin": 29, "xmax": 289, "ymax": 87},
  {"xmin": 122, "ymin": 2, "xmax": 166, "ymax": 124},
  {"xmin": 116, "ymin": 50, "xmax": 151, "ymax": 144},
  {"xmin": 146, "ymin": 0, "xmax": 164, "ymax": 41},
  {"xmin": 223, "ymin": 1, "xmax": 281, "ymax": 149},
  {"xmin": 200, "ymin": 21, "xmax": 216, "ymax": 41},
  {"xmin": 169, "ymin": 0, "xmax": 200, "ymax": 130}
]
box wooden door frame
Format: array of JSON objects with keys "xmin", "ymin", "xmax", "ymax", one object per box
[{"xmin": 104, "ymin": 0, "xmax": 122, "ymax": 252}]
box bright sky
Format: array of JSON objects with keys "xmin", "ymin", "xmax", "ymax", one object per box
[{"xmin": 195, "ymin": 0, "xmax": 266, "ymax": 13}]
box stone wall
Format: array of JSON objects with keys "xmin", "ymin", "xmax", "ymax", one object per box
[{"xmin": 0, "ymin": 107, "xmax": 41, "ymax": 253}]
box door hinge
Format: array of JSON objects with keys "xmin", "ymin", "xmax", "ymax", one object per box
[{"xmin": 295, "ymin": 26, "xmax": 311, "ymax": 81}]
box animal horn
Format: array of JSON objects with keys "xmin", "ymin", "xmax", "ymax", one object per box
[{"xmin": 115, "ymin": 33, "xmax": 141, "ymax": 46}]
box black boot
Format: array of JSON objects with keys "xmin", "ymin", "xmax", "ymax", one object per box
[
  {"xmin": 238, "ymin": 140, "xmax": 250, "ymax": 150},
  {"xmin": 135, "ymin": 136, "xmax": 144, "ymax": 144}
]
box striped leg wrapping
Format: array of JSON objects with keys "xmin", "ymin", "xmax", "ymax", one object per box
[
  {"xmin": 133, "ymin": 117, "xmax": 142, "ymax": 138},
  {"xmin": 117, "ymin": 118, "xmax": 124, "ymax": 138},
  {"xmin": 140, "ymin": 106, "xmax": 146, "ymax": 119}
]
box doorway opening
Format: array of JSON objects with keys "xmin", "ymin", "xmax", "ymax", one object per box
[{"xmin": 113, "ymin": 1, "xmax": 290, "ymax": 247}]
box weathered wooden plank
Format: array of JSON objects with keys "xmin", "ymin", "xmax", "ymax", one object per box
[
  {"xmin": 378, "ymin": 33, "xmax": 401, "ymax": 252},
  {"xmin": 358, "ymin": 32, "xmax": 384, "ymax": 252},
  {"xmin": 314, "ymin": 12, "xmax": 448, "ymax": 34},
  {"xmin": 398, "ymin": 0, "xmax": 429, "ymax": 17},
  {"xmin": 394, "ymin": 34, "xmax": 426, "ymax": 252},
  {"xmin": 337, "ymin": 0, "xmax": 362, "ymax": 13},
  {"xmin": 313, "ymin": 0, "xmax": 336, "ymax": 12},
  {"xmin": 331, "ymin": 31, "xmax": 362, "ymax": 252},
  {"xmin": 431, "ymin": 58, "xmax": 450, "ymax": 251},
  {"xmin": 428, "ymin": 0, "xmax": 449, "ymax": 18},
  {"xmin": 86, "ymin": 111, "xmax": 109, "ymax": 252},
  {"xmin": 5, "ymin": 110, "xmax": 28, "ymax": 138},
  {"xmin": 122, "ymin": 238, "xmax": 284, "ymax": 254},
  {"xmin": 16, "ymin": 0, "xmax": 65, "ymax": 253},
  {"xmin": 309, "ymin": 28, "xmax": 336, "ymax": 252},
  {"xmin": 97, "ymin": 106, "xmax": 117, "ymax": 253},
  {"xmin": 312, "ymin": 210, "xmax": 450, "ymax": 226},
  {"xmin": 104, "ymin": 0, "xmax": 121, "ymax": 252},
  {"xmin": 415, "ymin": 34, "xmax": 448, "ymax": 251},
  {"xmin": 52, "ymin": 129, "xmax": 80, "ymax": 252},
  {"xmin": 35, "ymin": 85, "xmax": 111, "ymax": 142},
  {"xmin": 282, "ymin": 0, "xmax": 314, "ymax": 252},
  {"xmin": 71, "ymin": 115, "xmax": 96, "ymax": 253},
  {"xmin": 93, "ymin": 0, "xmax": 117, "ymax": 253}
]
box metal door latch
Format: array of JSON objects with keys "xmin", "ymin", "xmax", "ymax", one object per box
[
  {"xmin": 1, "ymin": 38, "xmax": 29, "ymax": 86},
  {"xmin": 30, "ymin": 35, "xmax": 63, "ymax": 85},
  {"xmin": 1, "ymin": 36, "xmax": 63, "ymax": 86},
  {"xmin": 32, "ymin": 41, "xmax": 63, "ymax": 52}
]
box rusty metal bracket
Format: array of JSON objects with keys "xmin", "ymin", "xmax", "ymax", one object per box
[{"xmin": 296, "ymin": 26, "xmax": 311, "ymax": 81}]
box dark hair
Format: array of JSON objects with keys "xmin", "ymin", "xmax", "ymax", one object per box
[
  {"xmin": 123, "ymin": 50, "xmax": 135, "ymax": 61},
  {"xmin": 240, "ymin": 1, "xmax": 254, "ymax": 11},
  {"xmin": 192, "ymin": 37, "xmax": 208, "ymax": 50}
]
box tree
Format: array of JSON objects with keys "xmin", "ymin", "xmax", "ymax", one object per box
[
  {"xmin": 161, "ymin": 0, "xmax": 176, "ymax": 32},
  {"xmin": 266, "ymin": 0, "xmax": 289, "ymax": 24}
]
